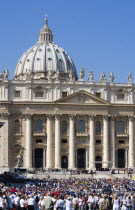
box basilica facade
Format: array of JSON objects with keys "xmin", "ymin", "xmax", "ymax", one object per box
[{"xmin": 0, "ymin": 19, "xmax": 135, "ymax": 171}]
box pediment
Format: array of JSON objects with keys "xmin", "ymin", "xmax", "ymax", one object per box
[{"xmin": 55, "ymin": 90, "xmax": 110, "ymax": 105}]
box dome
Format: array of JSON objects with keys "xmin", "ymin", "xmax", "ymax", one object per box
[{"xmin": 14, "ymin": 19, "xmax": 78, "ymax": 81}]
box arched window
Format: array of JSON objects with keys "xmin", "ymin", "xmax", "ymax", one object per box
[
  {"xmin": 62, "ymin": 121, "xmax": 67, "ymax": 133},
  {"xmin": 78, "ymin": 120, "xmax": 85, "ymax": 132},
  {"xmin": 117, "ymin": 121, "xmax": 125, "ymax": 133},
  {"xmin": 35, "ymin": 120, "xmax": 43, "ymax": 132},
  {"xmin": 96, "ymin": 121, "xmax": 101, "ymax": 133},
  {"xmin": 14, "ymin": 119, "xmax": 21, "ymax": 132}
]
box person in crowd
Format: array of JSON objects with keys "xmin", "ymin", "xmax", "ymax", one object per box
[
  {"xmin": 112, "ymin": 194, "xmax": 120, "ymax": 210},
  {"xmin": 20, "ymin": 195, "xmax": 27, "ymax": 210},
  {"xmin": 99, "ymin": 194, "xmax": 109, "ymax": 210},
  {"xmin": 65, "ymin": 197, "xmax": 72, "ymax": 210},
  {"xmin": 38, "ymin": 196, "xmax": 45, "ymax": 210},
  {"xmin": 55, "ymin": 195, "xmax": 65, "ymax": 210},
  {"xmin": 126, "ymin": 195, "xmax": 132, "ymax": 210},
  {"xmin": 44, "ymin": 192, "xmax": 53, "ymax": 210},
  {"xmin": 28, "ymin": 194, "xmax": 35, "ymax": 210}
]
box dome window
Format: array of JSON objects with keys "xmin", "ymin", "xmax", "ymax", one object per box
[
  {"xmin": 48, "ymin": 58, "xmax": 52, "ymax": 61},
  {"xmin": 47, "ymin": 48, "xmax": 51, "ymax": 52},
  {"xmin": 27, "ymin": 59, "xmax": 30, "ymax": 62},
  {"xmin": 37, "ymin": 58, "xmax": 40, "ymax": 61},
  {"xmin": 38, "ymin": 48, "xmax": 42, "ymax": 52},
  {"xmin": 56, "ymin": 49, "xmax": 60, "ymax": 53}
]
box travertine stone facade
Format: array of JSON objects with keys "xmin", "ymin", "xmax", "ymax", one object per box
[{"xmin": 0, "ymin": 19, "xmax": 135, "ymax": 171}]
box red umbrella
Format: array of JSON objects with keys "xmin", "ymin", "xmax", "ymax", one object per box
[{"xmin": 10, "ymin": 189, "xmax": 17, "ymax": 192}]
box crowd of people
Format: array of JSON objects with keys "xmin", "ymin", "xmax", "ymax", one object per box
[{"xmin": 0, "ymin": 172, "xmax": 134, "ymax": 209}]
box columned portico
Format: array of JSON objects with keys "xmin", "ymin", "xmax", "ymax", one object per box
[
  {"xmin": 89, "ymin": 116, "xmax": 95, "ymax": 169},
  {"xmin": 69, "ymin": 115, "xmax": 75, "ymax": 169},
  {"xmin": 26, "ymin": 115, "xmax": 32, "ymax": 168},
  {"xmin": 128, "ymin": 116, "xmax": 134, "ymax": 168},
  {"xmin": 46, "ymin": 115, "xmax": 53, "ymax": 169},
  {"xmin": 103, "ymin": 116, "xmax": 109, "ymax": 168},
  {"xmin": 55, "ymin": 115, "xmax": 61, "ymax": 168}
]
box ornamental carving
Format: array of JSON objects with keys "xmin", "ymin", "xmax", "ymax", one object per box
[
  {"xmin": 79, "ymin": 92, "xmax": 86, "ymax": 102},
  {"xmin": 0, "ymin": 113, "xmax": 10, "ymax": 119},
  {"xmin": 76, "ymin": 139, "xmax": 89, "ymax": 145}
]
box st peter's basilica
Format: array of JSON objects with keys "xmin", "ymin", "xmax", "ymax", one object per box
[{"xmin": 0, "ymin": 19, "xmax": 134, "ymax": 171}]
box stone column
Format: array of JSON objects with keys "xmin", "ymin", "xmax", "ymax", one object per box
[
  {"xmin": 26, "ymin": 115, "xmax": 32, "ymax": 169},
  {"xmin": 129, "ymin": 117, "xmax": 134, "ymax": 168},
  {"xmin": 69, "ymin": 115, "xmax": 75, "ymax": 169},
  {"xmin": 89, "ymin": 116, "xmax": 95, "ymax": 169},
  {"xmin": 110, "ymin": 116, "xmax": 116, "ymax": 168},
  {"xmin": 55, "ymin": 115, "xmax": 61, "ymax": 169},
  {"xmin": 103, "ymin": 116, "xmax": 109, "ymax": 168},
  {"xmin": 46, "ymin": 115, "xmax": 53, "ymax": 169},
  {"xmin": 86, "ymin": 148, "xmax": 89, "ymax": 169}
]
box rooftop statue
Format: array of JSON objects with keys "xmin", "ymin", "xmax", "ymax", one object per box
[
  {"xmin": 80, "ymin": 68, "xmax": 85, "ymax": 80},
  {"xmin": 89, "ymin": 71, "xmax": 94, "ymax": 82},
  {"xmin": 100, "ymin": 72, "xmax": 106, "ymax": 82},
  {"xmin": 4, "ymin": 69, "xmax": 9, "ymax": 80},
  {"xmin": 109, "ymin": 72, "xmax": 114, "ymax": 83},
  {"xmin": 128, "ymin": 73, "xmax": 132, "ymax": 83}
]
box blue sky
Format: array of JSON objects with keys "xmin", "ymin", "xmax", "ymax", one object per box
[{"xmin": 0, "ymin": 0, "xmax": 135, "ymax": 83}]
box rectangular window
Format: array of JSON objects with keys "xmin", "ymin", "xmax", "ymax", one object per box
[
  {"xmin": 95, "ymin": 92, "xmax": 101, "ymax": 98},
  {"xmin": 117, "ymin": 94, "xmax": 125, "ymax": 100},
  {"xmin": 96, "ymin": 140, "xmax": 101, "ymax": 144},
  {"xmin": 119, "ymin": 140, "xmax": 124, "ymax": 144},
  {"xmin": 36, "ymin": 139, "xmax": 42, "ymax": 143},
  {"xmin": 62, "ymin": 92, "xmax": 68, "ymax": 98},
  {"xmin": 35, "ymin": 92, "xmax": 44, "ymax": 98},
  {"xmin": 62, "ymin": 139, "xmax": 67, "ymax": 144},
  {"xmin": 15, "ymin": 90, "xmax": 21, "ymax": 98}
]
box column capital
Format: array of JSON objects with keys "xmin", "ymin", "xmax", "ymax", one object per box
[
  {"xmin": 110, "ymin": 115, "xmax": 116, "ymax": 121},
  {"xmin": 24, "ymin": 114, "xmax": 32, "ymax": 120},
  {"xmin": 89, "ymin": 115, "xmax": 95, "ymax": 120},
  {"xmin": 0, "ymin": 113, "xmax": 10, "ymax": 120},
  {"xmin": 46, "ymin": 114, "xmax": 53, "ymax": 120},
  {"xmin": 128, "ymin": 116, "xmax": 134, "ymax": 121},
  {"xmin": 103, "ymin": 115, "xmax": 109, "ymax": 120},
  {"xmin": 54, "ymin": 114, "xmax": 61, "ymax": 120},
  {"xmin": 69, "ymin": 114, "xmax": 75, "ymax": 120}
]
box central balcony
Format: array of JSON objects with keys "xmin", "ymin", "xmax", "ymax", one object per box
[
  {"xmin": 76, "ymin": 132, "xmax": 88, "ymax": 136},
  {"xmin": 33, "ymin": 131, "xmax": 46, "ymax": 137}
]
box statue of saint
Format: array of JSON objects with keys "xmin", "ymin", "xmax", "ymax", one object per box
[
  {"xmin": 80, "ymin": 68, "xmax": 85, "ymax": 80},
  {"xmin": 4, "ymin": 69, "xmax": 9, "ymax": 80},
  {"xmin": 69, "ymin": 70, "xmax": 73, "ymax": 81},
  {"xmin": 17, "ymin": 149, "xmax": 23, "ymax": 168},
  {"xmin": 26, "ymin": 69, "xmax": 31, "ymax": 80},
  {"xmin": 101, "ymin": 72, "xmax": 106, "ymax": 80},
  {"xmin": 109, "ymin": 72, "xmax": 114, "ymax": 83},
  {"xmin": 128, "ymin": 73, "xmax": 132, "ymax": 83},
  {"xmin": 89, "ymin": 71, "xmax": 94, "ymax": 82}
]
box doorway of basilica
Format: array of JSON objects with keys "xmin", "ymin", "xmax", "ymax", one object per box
[
  {"xmin": 117, "ymin": 149, "xmax": 125, "ymax": 168},
  {"xmin": 95, "ymin": 156, "xmax": 102, "ymax": 170},
  {"xmin": 34, "ymin": 148, "xmax": 43, "ymax": 168},
  {"xmin": 77, "ymin": 149, "xmax": 86, "ymax": 169},
  {"xmin": 61, "ymin": 156, "xmax": 68, "ymax": 168}
]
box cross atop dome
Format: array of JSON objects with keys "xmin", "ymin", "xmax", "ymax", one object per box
[{"xmin": 39, "ymin": 17, "xmax": 53, "ymax": 43}]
